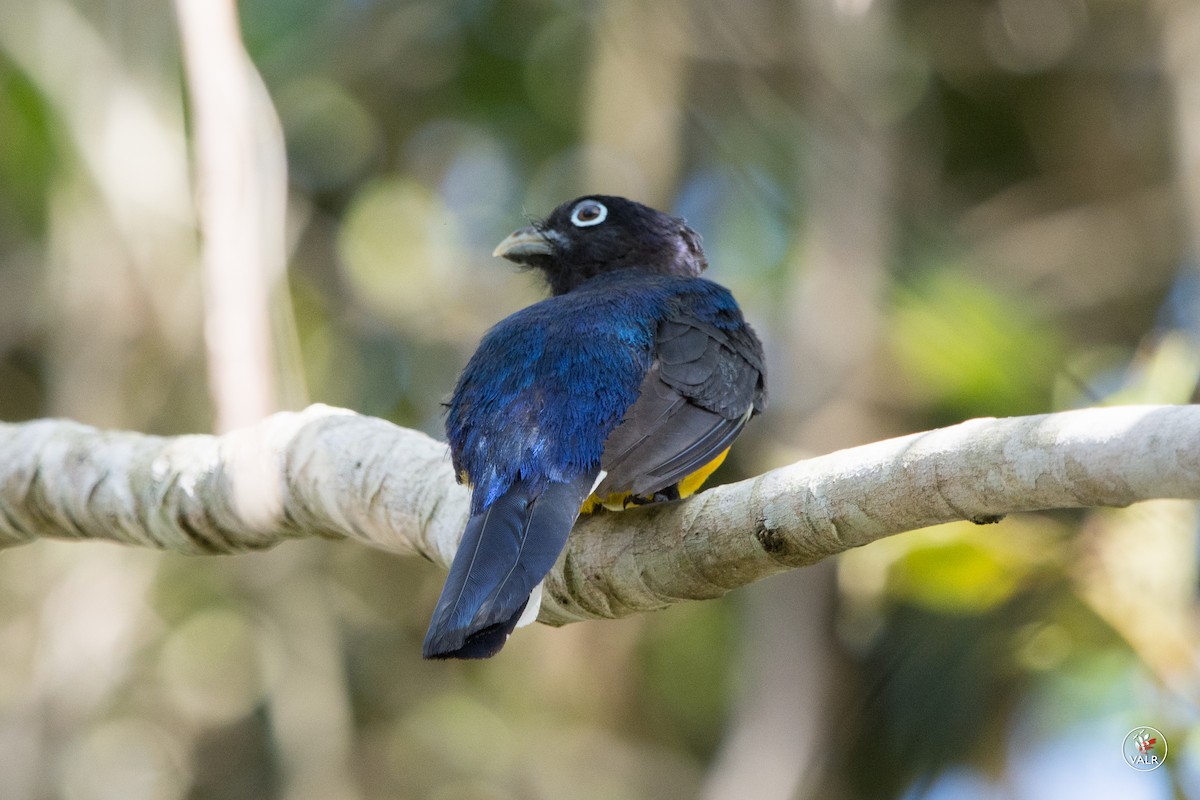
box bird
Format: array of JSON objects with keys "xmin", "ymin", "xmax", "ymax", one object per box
[{"xmin": 422, "ymin": 194, "xmax": 767, "ymax": 659}]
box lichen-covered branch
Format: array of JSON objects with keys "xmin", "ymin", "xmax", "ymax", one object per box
[{"xmin": 1, "ymin": 404, "xmax": 1197, "ymax": 626}]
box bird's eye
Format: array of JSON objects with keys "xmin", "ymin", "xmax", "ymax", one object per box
[{"xmin": 570, "ymin": 200, "xmax": 608, "ymax": 227}]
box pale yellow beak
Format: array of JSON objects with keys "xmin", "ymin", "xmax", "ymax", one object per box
[{"xmin": 492, "ymin": 226, "xmax": 556, "ymax": 260}]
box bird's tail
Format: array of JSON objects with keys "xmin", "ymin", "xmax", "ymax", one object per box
[{"xmin": 422, "ymin": 472, "xmax": 597, "ymax": 659}]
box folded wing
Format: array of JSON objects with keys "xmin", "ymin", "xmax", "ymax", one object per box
[{"xmin": 595, "ymin": 311, "xmax": 766, "ymax": 499}]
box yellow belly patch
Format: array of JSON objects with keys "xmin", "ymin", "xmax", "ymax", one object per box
[
  {"xmin": 579, "ymin": 448, "xmax": 730, "ymax": 514},
  {"xmin": 676, "ymin": 447, "xmax": 729, "ymax": 497}
]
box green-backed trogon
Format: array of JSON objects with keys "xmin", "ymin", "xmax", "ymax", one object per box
[{"xmin": 422, "ymin": 195, "xmax": 767, "ymax": 659}]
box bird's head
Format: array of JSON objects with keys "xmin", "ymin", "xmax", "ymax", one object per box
[{"xmin": 492, "ymin": 195, "xmax": 708, "ymax": 295}]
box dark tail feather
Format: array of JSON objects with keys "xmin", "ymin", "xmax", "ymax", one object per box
[{"xmin": 422, "ymin": 472, "xmax": 596, "ymax": 659}]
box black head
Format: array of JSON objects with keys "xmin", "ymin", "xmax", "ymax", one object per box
[{"xmin": 492, "ymin": 195, "xmax": 707, "ymax": 295}]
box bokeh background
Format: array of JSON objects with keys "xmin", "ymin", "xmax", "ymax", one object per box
[{"xmin": 0, "ymin": 0, "xmax": 1198, "ymax": 798}]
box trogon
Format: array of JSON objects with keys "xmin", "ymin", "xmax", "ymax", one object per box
[{"xmin": 423, "ymin": 195, "xmax": 767, "ymax": 659}]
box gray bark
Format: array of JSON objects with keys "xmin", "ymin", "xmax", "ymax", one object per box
[{"xmin": 1, "ymin": 404, "xmax": 1197, "ymax": 626}]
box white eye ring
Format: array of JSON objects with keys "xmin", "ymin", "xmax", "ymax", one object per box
[{"xmin": 570, "ymin": 200, "xmax": 608, "ymax": 227}]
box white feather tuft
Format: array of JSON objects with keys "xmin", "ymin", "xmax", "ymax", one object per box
[{"xmin": 515, "ymin": 582, "xmax": 543, "ymax": 628}]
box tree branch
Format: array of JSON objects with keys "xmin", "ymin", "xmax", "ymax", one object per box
[{"xmin": 1, "ymin": 404, "xmax": 1197, "ymax": 626}]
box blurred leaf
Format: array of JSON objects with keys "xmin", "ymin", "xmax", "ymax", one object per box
[
  {"xmin": 889, "ymin": 538, "xmax": 1022, "ymax": 614},
  {"xmin": 158, "ymin": 609, "xmax": 264, "ymax": 727},
  {"xmin": 1105, "ymin": 332, "xmax": 1200, "ymax": 406},
  {"xmin": 277, "ymin": 78, "xmax": 383, "ymax": 192},
  {"xmin": 337, "ymin": 176, "xmax": 465, "ymax": 323},
  {"xmin": 0, "ymin": 61, "xmax": 55, "ymax": 234},
  {"xmin": 636, "ymin": 600, "xmax": 735, "ymax": 757},
  {"xmin": 890, "ymin": 269, "xmax": 1065, "ymax": 419},
  {"xmin": 843, "ymin": 601, "xmax": 1025, "ymax": 799}
]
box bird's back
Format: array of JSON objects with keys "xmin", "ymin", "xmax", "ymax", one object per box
[
  {"xmin": 425, "ymin": 195, "xmax": 766, "ymax": 659},
  {"xmin": 447, "ymin": 270, "xmax": 721, "ymax": 510}
]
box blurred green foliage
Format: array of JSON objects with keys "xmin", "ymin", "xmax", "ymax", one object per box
[
  {"xmin": 891, "ymin": 270, "xmax": 1064, "ymax": 421},
  {"xmin": 0, "ymin": 65, "xmax": 54, "ymax": 233}
]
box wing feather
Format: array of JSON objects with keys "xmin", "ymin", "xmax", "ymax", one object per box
[{"xmin": 595, "ymin": 306, "xmax": 765, "ymax": 499}]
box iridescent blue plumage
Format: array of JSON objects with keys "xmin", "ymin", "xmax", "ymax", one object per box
[
  {"xmin": 423, "ymin": 196, "xmax": 766, "ymax": 659},
  {"xmin": 447, "ymin": 272, "xmax": 747, "ymax": 511}
]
